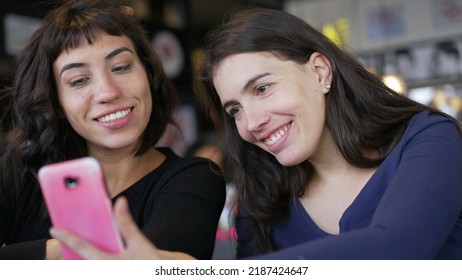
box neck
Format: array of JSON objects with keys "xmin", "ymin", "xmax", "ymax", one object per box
[
  {"xmin": 307, "ymin": 130, "xmax": 380, "ymax": 185},
  {"xmin": 307, "ymin": 144, "xmax": 380, "ymax": 193},
  {"xmin": 92, "ymin": 148, "xmax": 165, "ymax": 197},
  {"xmin": 308, "ymin": 136, "xmax": 349, "ymax": 182}
]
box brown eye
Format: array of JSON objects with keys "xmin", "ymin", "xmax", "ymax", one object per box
[
  {"xmin": 256, "ymin": 84, "xmax": 269, "ymax": 94},
  {"xmin": 112, "ymin": 64, "xmax": 131, "ymax": 73},
  {"xmin": 69, "ymin": 77, "xmax": 89, "ymax": 87},
  {"xmin": 228, "ymin": 106, "xmax": 242, "ymax": 118}
]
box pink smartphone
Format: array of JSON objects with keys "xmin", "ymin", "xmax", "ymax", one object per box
[{"xmin": 38, "ymin": 157, "xmax": 123, "ymax": 260}]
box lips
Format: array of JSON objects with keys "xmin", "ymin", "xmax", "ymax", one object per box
[
  {"xmin": 264, "ymin": 124, "xmax": 289, "ymax": 146},
  {"xmin": 96, "ymin": 108, "xmax": 132, "ymax": 123}
]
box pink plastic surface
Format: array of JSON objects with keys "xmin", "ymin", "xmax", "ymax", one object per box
[{"xmin": 38, "ymin": 157, "xmax": 123, "ymax": 260}]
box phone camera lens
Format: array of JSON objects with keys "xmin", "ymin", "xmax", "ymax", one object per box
[{"xmin": 64, "ymin": 177, "xmax": 80, "ymax": 189}]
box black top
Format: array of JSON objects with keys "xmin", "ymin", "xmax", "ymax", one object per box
[{"xmin": 0, "ymin": 148, "xmax": 226, "ymax": 259}]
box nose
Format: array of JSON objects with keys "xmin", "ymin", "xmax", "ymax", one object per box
[
  {"xmin": 92, "ymin": 73, "xmax": 123, "ymax": 103},
  {"xmin": 245, "ymin": 104, "xmax": 270, "ymax": 132}
]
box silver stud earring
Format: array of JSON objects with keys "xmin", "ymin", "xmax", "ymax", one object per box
[{"xmin": 326, "ymin": 85, "xmax": 331, "ymax": 89}]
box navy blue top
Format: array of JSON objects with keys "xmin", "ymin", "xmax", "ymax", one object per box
[{"xmin": 237, "ymin": 111, "xmax": 462, "ymax": 259}]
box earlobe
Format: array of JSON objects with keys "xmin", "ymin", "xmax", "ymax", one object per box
[{"xmin": 309, "ymin": 52, "xmax": 332, "ymax": 92}]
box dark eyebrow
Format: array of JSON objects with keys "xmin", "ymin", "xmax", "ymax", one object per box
[
  {"xmin": 105, "ymin": 47, "xmax": 133, "ymax": 60},
  {"xmin": 222, "ymin": 72, "xmax": 271, "ymax": 111},
  {"xmin": 59, "ymin": 47, "xmax": 134, "ymax": 76},
  {"xmin": 241, "ymin": 72, "xmax": 270, "ymax": 93},
  {"xmin": 59, "ymin": 62, "xmax": 86, "ymax": 77}
]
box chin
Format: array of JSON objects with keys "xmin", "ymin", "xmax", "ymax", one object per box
[{"xmin": 276, "ymin": 157, "xmax": 303, "ymax": 167}]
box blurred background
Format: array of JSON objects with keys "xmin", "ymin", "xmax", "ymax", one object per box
[
  {"xmin": 1, "ymin": 0, "xmax": 462, "ymax": 152},
  {"xmin": 1, "ymin": 0, "xmax": 462, "ymax": 259}
]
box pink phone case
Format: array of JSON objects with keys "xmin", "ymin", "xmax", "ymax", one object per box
[{"xmin": 38, "ymin": 157, "xmax": 123, "ymax": 260}]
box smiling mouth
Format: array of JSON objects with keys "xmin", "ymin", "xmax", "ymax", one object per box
[
  {"xmin": 264, "ymin": 124, "xmax": 289, "ymax": 146},
  {"xmin": 97, "ymin": 108, "xmax": 132, "ymax": 123}
]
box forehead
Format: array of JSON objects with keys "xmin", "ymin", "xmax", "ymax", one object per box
[
  {"xmin": 55, "ymin": 32, "xmax": 135, "ymax": 63},
  {"xmin": 214, "ymin": 52, "xmax": 276, "ymax": 79},
  {"xmin": 213, "ymin": 52, "xmax": 299, "ymax": 89},
  {"xmin": 217, "ymin": 52, "xmax": 279, "ymax": 70}
]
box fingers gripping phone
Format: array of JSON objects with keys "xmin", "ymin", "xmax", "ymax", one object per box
[{"xmin": 38, "ymin": 157, "xmax": 123, "ymax": 259}]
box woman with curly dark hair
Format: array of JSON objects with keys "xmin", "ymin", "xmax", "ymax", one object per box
[{"xmin": 0, "ymin": 0, "xmax": 225, "ymax": 260}]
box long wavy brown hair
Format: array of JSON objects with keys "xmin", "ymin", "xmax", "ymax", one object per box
[{"xmin": 196, "ymin": 7, "xmax": 462, "ymax": 255}]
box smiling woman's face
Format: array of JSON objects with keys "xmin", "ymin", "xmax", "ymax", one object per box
[
  {"xmin": 213, "ymin": 51, "xmax": 332, "ymax": 166},
  {"xmin": 53, "ymin": 32, "xmax": 152, "ymax": 154}
]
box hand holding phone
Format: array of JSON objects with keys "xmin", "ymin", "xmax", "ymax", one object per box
[{"xmin": 38, "ymin": 157, "xmax": 123, "ymax": 260}]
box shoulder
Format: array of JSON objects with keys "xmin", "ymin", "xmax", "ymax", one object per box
[
  {"xmin": 394, "ymin": 111, "xmax": 462, "ymax": 161},
  {"xmin": 385, "ymin": 111, "xmax": 462, "ymax": 164},
  {"xmin": 154, "ymin": 147, "xmax": 226, "ymax": 194},
  {"xmin": 403, "ymin": 111, "xmax": 461, "ymax": 140},
  {"xmin": 158, "ymin": 147, "xmax": 224, "ymax": 177}
]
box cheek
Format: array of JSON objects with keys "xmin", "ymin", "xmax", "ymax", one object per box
[
  {"xmin": 59, "ymin": 98, "xmax": 75, "ymax": 119},
  {"xmin": 62, "ymin": 106, "xmax": 83, "ymax": 128},
  {"xmin": 144, "ymin": 93, "xmax": 153, "ymax": 115},
  {"xmin": 235, "ymin": 121, "xmax": 254, "ymax": 143},
  {"xmin": 60, "ymin": 94, "xmax": 83, "ymax": 117},
  {"xmin": 138, "ymin": 78, "xmax": 152, "ymax": 112},
  {"xmin": 136, "ymin": 75, "xmax": 152, "ymax": 100},
  {"xmin": 58, "ymin": 92, "xmax": 89, "ymax": 130}
]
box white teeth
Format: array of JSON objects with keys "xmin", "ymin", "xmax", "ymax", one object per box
[
  {"xmin": 97, "ymin": 108, "xmax": 131, "ymax": 123},
  {"xmin": 265, "ymin": 126, "xmax": 288, "ymax": 145}
]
